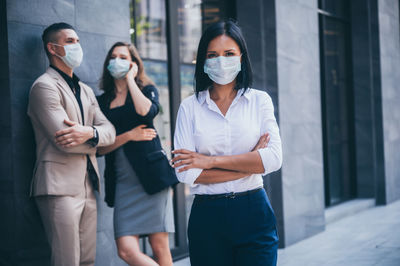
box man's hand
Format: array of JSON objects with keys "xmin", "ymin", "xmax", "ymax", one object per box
[
  {"xmin": 171, "ymin": 149, "xmax": 214, "ymax": 172},
  {"xmin": 252, "ymin": 133, "xmax": 270, "ymax": 151},
  {"xmin": 128, "ymin": 125, "xmax": 157, "ymax": 141},
  {"xmin": 55, "ymin": 119, "xmax": 93, "ymax": 148}
]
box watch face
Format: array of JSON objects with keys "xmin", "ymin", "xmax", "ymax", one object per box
[{"xmin": 92, "ymin": 127, "xmax": 98, "ymax": 139}]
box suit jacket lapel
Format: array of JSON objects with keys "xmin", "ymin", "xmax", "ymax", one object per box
[
  {"xmin": 79, "ymin": 82, "xmax": 90, "ymax": 126},
  {"xmin": 46, "ymin": 67, "xmax": 83, "ymax": 124}
]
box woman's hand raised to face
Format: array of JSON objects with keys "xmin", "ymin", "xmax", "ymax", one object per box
[
  {"xmin": 128, "ymin": 124, "xmax": 157, "ymax": 141},
  {"xmin": 125, "ymin": 62, "xmax": 138, "ymax": 81}
]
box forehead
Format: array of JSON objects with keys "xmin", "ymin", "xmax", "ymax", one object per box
[
  {"xmin": 112, "ymin": 46, "xmax": 130, "ymax": 55},
  {"xmin": 56, "ymin": 29, "xmax": 79, "ymax": 40},
  {"xmin": 207, "ymin": 34, "xmax": 240, "ymax": 51}
]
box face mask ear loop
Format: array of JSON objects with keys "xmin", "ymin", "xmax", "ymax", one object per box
[{"xmin": 49, "ymin": 42, "xmax": 65, "ymax": 58}]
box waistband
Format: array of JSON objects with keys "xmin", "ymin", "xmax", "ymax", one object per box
[{"xmin": 194, "ymin": 187, "xmax": 263, "ymax": 200}]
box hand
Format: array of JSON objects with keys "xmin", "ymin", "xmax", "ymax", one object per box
[
  {"xmin": 128, "ymin": 125, "xmax": 157, "ymax": 141},
  {"xmin": 55, "ymin": 119, "xmax": 93, "ymax": 148},
  {"xmin": 252, "ymin": 133, "xmax": 270, "ymax": 151},
  {"xmin": 126, "ymin": 62, "xmax": 138, "ymax": 81},
  {"xmin": 171, "ymin": 149, "xmax": 214, "ymax": 172}
]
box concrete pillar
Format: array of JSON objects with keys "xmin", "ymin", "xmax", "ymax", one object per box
[{"xmin": 0, "ymin": 0, "xmax": 130, "ymax": 264}]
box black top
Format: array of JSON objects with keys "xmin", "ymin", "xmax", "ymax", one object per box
[
  {"xmin": 97, "ymin": 84, "xmax": 160, "ymax": 206},
  {"xmin": 51, "ymin": 65, "xmax": 84, "ymax": 121},
  {"xmin": 51, "ymin": 65, "xmax": 99, "ymax": 190},
  {"xmin": 97, "ymin": 85, "xmax": 160, "ymax": 133}
]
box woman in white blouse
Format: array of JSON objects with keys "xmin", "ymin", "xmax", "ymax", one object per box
[{"xmin": 172, "ymin": 20, "xmax": 282, "ymax": 266}]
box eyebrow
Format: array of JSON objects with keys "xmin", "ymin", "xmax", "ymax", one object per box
[
  {"xmin": 112, "ymin": 53, "xmax": 128, "ymax": 56},
  {"xmin": 207, "ymin": 48, "xmax": 237, "ymax": 53}
]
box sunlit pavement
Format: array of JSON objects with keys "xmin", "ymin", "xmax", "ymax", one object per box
[{"xmin": 174, "ymin": 200, "xmax": 400, "ymax": 266}]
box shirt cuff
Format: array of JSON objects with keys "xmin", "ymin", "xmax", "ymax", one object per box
[
  {"xmin": 257, "ymin": 148, "xmax": 275, "ymax": 176},
  {"xmin": 175, "ymin": 167, "xmax": 203, "ymax": 187}
]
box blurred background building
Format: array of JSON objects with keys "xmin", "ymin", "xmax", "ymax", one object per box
[{"xmin": 1, "ymin": 0, "xmax": 399, "ymax": 265}]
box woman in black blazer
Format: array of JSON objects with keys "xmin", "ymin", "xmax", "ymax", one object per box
[{"xmin": 97, "ymin": 42, "xmax": 174, "ymax": 266}]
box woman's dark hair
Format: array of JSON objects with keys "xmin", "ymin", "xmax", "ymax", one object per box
[
  {"xmin": 194, "ymin": 20, "xmax": 253, "ymax": 95},
  {"xmin": 100, "ymin": 42, "xmax": 153, "ymax": 100}
]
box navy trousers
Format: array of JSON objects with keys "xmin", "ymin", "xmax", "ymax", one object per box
[{"xmin": 188, "ymin": 188, "xmax": 279, "ymax": 266}]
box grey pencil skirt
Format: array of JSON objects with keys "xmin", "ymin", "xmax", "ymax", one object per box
[{"xmin": 113, "ymin": 147, "xmax": 175, "ymax": 239}]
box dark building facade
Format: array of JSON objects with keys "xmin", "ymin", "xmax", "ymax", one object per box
[{"xmin": 1, "ymin": 0, "xmax": 399, "ymax": 265}]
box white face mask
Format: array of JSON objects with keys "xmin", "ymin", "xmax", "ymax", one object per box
[
  {"xmin": 107, "ymin": 58, "xmax": 130, "ymax": 79},
  {"xmin": 51, "ymin": 43, "xmax": 83, "ymax": 69},
  {"xmin": 204, "ymin": 55, "xmax": 241, "ymax": 85}
]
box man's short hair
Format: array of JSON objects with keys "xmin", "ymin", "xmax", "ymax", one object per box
[{"xmin": 42, "ymin": 22, "xmax": 75, "ymax": 57}]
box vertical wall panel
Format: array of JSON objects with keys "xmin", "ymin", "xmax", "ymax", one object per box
[
  {"xmin": 276, "ymin": 0, "xmax": 326, "ymax": 246},
  {"xmin": 3, "ymin": 0, "xmax": 130, "ymax": 265}
]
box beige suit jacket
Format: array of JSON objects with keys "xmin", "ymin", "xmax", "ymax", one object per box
[{"xmin": 27, "ymin": 67, "xmax": 116, "ymax": 196}]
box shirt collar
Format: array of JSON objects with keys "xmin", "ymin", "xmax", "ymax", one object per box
[
  {"xmin": 50, "ymin": 65, "xmax": 80, "ymax": 90},
  {"xmin": 242, "ymin": 87, "xmax": 252, "ymax": 101},
  {"xmin": 196, "ymin": 89, "xmax": 208, "ymax": 105},
  {"xmin": 197, "ymin": 87, "xmax": 251, "ymax": 105}
]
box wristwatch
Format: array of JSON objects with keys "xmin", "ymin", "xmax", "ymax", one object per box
[{"xmin": 87, "ymin": 126, "xmax": 99, "ymax": 147}]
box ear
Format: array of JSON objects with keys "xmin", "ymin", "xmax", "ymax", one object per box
[{"xmin": 47, "ymin": 42, "xmax": 56, "ymax": 56}]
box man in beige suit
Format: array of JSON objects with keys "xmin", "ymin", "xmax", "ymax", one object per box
[{"xmin": 27, "ymin": 22, "xmax": 116, "ymax": 266}]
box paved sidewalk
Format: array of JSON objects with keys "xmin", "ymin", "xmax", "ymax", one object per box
[{"xmin": 174, "ymin": 200, "xmax": 400, "ymax": 266}]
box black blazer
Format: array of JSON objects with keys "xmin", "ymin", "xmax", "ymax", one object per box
[{"xmin": 97, "ymin": 85, "xmax": 161, "ymax": 206}]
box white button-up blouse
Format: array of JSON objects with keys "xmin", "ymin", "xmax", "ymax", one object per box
[{"xmin": 173, "ymin": 88, "xmax": 282, "ymax": 195}]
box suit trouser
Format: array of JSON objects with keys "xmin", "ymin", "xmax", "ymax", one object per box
[
  {"xmin": 35, "ymin": 174, "xmax": 97, "ymax": 266},
  {"xmin": 188, "ymin": 188, "xmax": 279, "ymax": 266}
]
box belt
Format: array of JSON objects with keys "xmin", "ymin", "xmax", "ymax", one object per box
[{"xmin": 195, "ymin": 187, "xmax": 263, "ymax": 200}]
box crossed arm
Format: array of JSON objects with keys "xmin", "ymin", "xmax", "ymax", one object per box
[
  {"xmin": 28, "ymin": 81, "xmax": 115, "ymax": 154},
  {"xmin": 173, "ymin": 94, "xmax": 282, "ymax": 185},
  {"xmin": 171, "ymin": 134, "xmax": 270, "ymax": 184},
  {"xmin": 97, "ymin": 125, "xmax": 157, "ymax": 155}
]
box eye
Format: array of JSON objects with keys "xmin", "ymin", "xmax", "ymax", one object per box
[
  {"xmin": 225, "ymin": 52, "xmax": 235, "ymax": 56},
  {"xmin": 207, "ymin": 53, "xmax": 216, "ymax": 59}
]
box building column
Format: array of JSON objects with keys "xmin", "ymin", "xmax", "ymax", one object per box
[
  {"xmin": 0, "ymin": 0, "xmax": 131, "ymax": 265},
  {"xmin": 236, "ymin": 0, "xmax": 326, "ymax": 247},
  {"xmin": 275, "ymin": 0, "xmax": 326, "ymax": 246},
  {"xmin": 377, "ymin": 0, "xmax": 400, "ymax": 204}
]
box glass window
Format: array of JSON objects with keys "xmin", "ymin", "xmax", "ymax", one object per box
[
  {"xmin": 319, "ymin": 7, "xmax": 355, "ymax": 206},
  {"xmin": 130, "ymin": 0, "xmax": 232, "ymax": 255},
  {"xmin": 177, "ymin": 0, "xmax": 228, "ymax": 225},
  {"xmin": 319, "ymin": 0, "xmax": 349, "ymax": 19},
  {"xmin": 178, "ymin": 0, "xmax": 202, "ymax": 101},
  {"xmin": 130, "ymin": 0, "xmax": 174, "ymax": 250},
  {"xmin": 131, "ymin": 0, "xmax": 171, "ymax": 157},
  {"xmin": 132, "ymin": 0, "xmax": 168, "ymax": 60}
]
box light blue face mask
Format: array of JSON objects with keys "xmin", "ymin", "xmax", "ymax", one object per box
[
  {"xmin": 107, "ymin": 58, "xmax": 130, "ymax": 79},
  {"xmin": 204, "ymin": 55, "xmax": 241, "ymax": 85},
  {"xmin": 52, "ymin": 43, "xmax": 83, "ymax": 69}
]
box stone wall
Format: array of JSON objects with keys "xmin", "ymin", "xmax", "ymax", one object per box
[
  {"xmin": 275, "ymin": 0, "xmax": 326, "ymax": 246},
  {"xmin": 378, "ymin": 0, "xmax": 400, "ymax": 203},
  {"xmin": 1, "ymin": 0, "xmax": 130, "ymax": 264}
]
